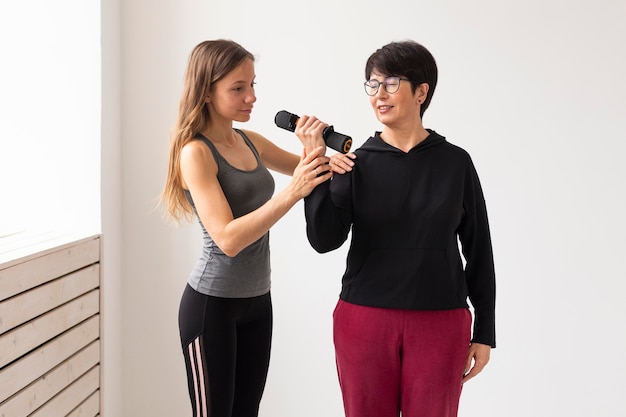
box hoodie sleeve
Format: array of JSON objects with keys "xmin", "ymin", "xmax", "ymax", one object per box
[
  {"xmin": 304, "ymin": 174, "xmax": 353, "ymax": 253},
  {"xmin": 458, "ymin": 156, "xmax": 496, "ymax": 348}
]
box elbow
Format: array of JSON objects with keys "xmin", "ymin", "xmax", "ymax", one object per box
[
  {"xmin": 307, "ymin": 226, "xmax": 348, "ymax": 254},
  {"xmin": 214, "ymin": 237, "xmax": 243, "ymax": 258},
  {"xmin": 308, "ymin": 236, "xmax": 344, "ymax": 254},
  {"xmin": 314, "ymin": 246, "xmax": 337, "ymax": 254},
  {"xmin": 221, "ymin": 247, "xmax": 241, "ymax": 258}
]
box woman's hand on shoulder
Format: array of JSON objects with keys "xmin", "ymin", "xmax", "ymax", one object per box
[{"xmin": 329, "ymin": 152, "xmax": 356, "ymax": 174}]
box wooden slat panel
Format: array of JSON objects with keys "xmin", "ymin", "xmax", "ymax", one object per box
[
  {"xmin": 66, "ymin": 390, "xmax": 99, "ymax": 417},
  {"xmin": 0, "ymin": 235, "xmax": 100, "ymax": 416},
  {"xmin": 0, "ymin": 265, "xmax": 99, "ymax": 335},
  {"xmin": 0, "ymin": 315, "xmax": 99, "ymax": 403},
  {"xmin": 0, "ymin": 290, "xmax": 99, "ymax": 368},
  {"xmin": 0, "ymin": 341, "xmax": 99, "ymax": 417},
  {"xmin": 0, "ymin": 236, "xmax": 100, "ymax": 301},
  {"xmin": 29, "ymin": 365, "xmax": 99, "ymax": 417}
]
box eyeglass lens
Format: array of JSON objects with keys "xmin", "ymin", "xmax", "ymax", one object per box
[{"xmin": 364, "ymin": 77, "xmax": 402, "ymax": 95}]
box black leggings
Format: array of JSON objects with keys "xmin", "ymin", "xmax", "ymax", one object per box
[{"xmin": 178, "ymin": 284, "xmax": 273, "ymax": 417}]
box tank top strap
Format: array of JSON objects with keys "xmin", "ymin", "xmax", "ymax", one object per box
[
  {"xmin": 194, "ymin": 129, "xmax": 262, "ymax": 171},
  {"xmin": 233, "ymin": 128, "xmax": 262, "ymax": 163},
  {"xmin": 194, "ymin": 133, "xmax": 225, "ymax": 171}
]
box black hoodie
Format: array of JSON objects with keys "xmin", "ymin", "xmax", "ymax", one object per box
[{"xmin": 304, "ymin": 130, "xmax": 496, "ymax": 347}]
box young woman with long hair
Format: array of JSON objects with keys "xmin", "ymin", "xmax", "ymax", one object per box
[{"xmin": 162, "ymin": 39, "xmax": 340, "ymax": 417}]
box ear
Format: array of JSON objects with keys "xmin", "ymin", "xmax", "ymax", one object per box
[
  {"xmin": 205, "ymin": 96, "xmax": 211, "ymax": 103},
  {"xmin": 416, "ymin": 83, "xmax": 429, "ymax": 104}
]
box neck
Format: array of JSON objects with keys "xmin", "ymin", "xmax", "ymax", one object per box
[
  {"xmin": 203, "ymin": 124, "xmax": 237, "ymax": 147},
  {"xmin": 380, "ymin": 126, "xmax": 430, "ymax": 152}
]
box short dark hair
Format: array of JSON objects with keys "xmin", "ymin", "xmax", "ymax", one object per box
[{"xmin": 365, "ymin": 40, "xmax": 438, "ymax": 117}]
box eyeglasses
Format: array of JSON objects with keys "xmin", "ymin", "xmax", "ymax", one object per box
[{"xmin": 363, "ymin": 77, "xmax": 415, "ymax": 96}]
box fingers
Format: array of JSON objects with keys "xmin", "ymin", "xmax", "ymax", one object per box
[
  {"xmin": 462, "ymin": 343, "xmax": 491, "ymax": 384},
  {"xmin": 297, "ymin": 159, "xmax": 331, "ymax": 196},
  {"xmin": 295, "ymin": 115, "xmax": 328, "ymax": 152},
  {"xmin": 287, "ymin": 145, "xmax": 331, "ymax": 201},
  {"xmin": 297, "ymin": 115, "xmax": 328, "ymax": 132},
  {"xmin": 296, "ymin": 147, "xmax": 331, "ymax": 179},
  {"xmin": 301, "ymin": 146, "xmax": 330, "ymax": 170},
  {"xmin": 312, "ymin": 165, "xmax": 332, "ymax": 179},
  {"xmin": 462, "ymin": 363, "xmax": 482, "ymax": 384},
  {"xmin": 303, "ymin": 145, "xmax": 326, "ymax": 161},
  {"xmin": 312, "ymin": 159, "xmax": 331, "ymax": 177},
  {"xmin": 330, "ymin": 152, "xmax": 356, "ymax": 174}
]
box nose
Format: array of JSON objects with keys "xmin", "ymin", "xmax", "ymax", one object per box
[
  {"xmin": 246, "ymin": 89, "xmax": 256, "ymax": 103},
  {"xmin": 374, "ymin": 84, "xmax": 388, "ymax": 97}
]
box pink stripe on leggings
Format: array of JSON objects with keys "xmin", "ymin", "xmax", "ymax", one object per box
[{"xmin": 188, "ymin": 337, "xmax": 208, "ymax": 417}]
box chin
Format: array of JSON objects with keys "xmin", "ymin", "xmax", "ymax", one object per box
[
  {"xmin": 235, "ymin": 115, "xmax": 252, "ymax": 123},
  {"xmin": 376, "ymin": 113, "xmax": 392, "ymax": 124}
]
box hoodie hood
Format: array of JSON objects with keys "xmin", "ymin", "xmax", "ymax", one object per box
[{"xmin": 359, "ymin": 128, "xmax": 446, "ymax": 154}]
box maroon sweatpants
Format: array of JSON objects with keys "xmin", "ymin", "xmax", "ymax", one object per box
[{"xmin": 333, "ymin": 300, "xmax": 472, "ymax": 417}]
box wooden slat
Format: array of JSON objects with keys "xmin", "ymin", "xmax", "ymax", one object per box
[
  {"xmin": 0, "ymin": 236, "xmax": 100, "ymax": 301},
  {"xmin": 66, "ymin": 390, "xmax": 100, "ymax": 417},
  {"xmin": 0, "ymin": 290, "xmax": 99, "ymax": 368},
  {"xmin": 0, "ymin": 265, "xmax": 99, "ymax": 335},
  {"xmin": 0, "ymin": 315, "xmax": 99, "ymax": 403},
  {"xmin": 29, "ymin": 365, "xmax": 100, "ymax": 417},
  {"xmin": 0, "ymin": 341, "xmax": 100, "ymax": 417}
]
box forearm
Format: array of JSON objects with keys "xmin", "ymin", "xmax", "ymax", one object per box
[
  {"xmin": 304, "ymin": 181, "xmax": 351, "ymax": 252},
  {"xmin": 465, "ymin": 239, "xmax": 496, "ymax": 347},
  {"xmin": 218, "ymin": 187, "xmax": 299, "ymax": 256},
  {"xmin": 212, "ymin": 145, "xmax": 331, "ymax": 256},
  {"xmin": 470, "ymin": 302, "xmax": 496, "ymax": 348}
]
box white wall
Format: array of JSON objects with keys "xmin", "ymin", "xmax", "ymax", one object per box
[
  {"xmin": 0, "ymin": 1, "xmax": 100, "ymax": 234},
  {"xmin": 101, "ymin": 0, "xmax": 122, "ymax": 416},
  {"xmin": 116, "ymin": 0, "xmax": 626, "ymax": 416}
]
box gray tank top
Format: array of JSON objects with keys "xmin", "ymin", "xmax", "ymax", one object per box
[{"xmin": 185, "ymin": 129, "xmax": 275, "ymax": 297}]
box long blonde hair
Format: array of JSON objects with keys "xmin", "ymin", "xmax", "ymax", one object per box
[{"xmin": 161, "ymin": 40, "xmax": 254, "ymax": 221}]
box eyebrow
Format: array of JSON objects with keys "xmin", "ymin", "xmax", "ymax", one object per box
[{"xmin": 231, "ymin": 76, "xmax": 256, "ymax": 84}]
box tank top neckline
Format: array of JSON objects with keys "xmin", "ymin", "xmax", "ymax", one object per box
[{"xmin": 196, "ymin": 129, "xmax": 262, "ymax": 173}]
